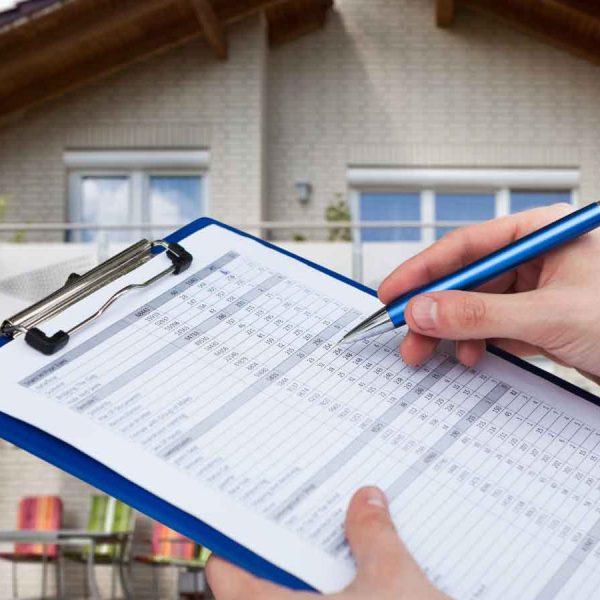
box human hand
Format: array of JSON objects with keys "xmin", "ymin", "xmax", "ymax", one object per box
[
  {"xmin": 378, "ymin": 203, "xmax": 600, "ymax": 384},
  {"xmin": 206, "ymin": 487, "xmax": 449, "ymax": 600}
]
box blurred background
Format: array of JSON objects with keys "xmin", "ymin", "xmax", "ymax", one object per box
[{"xmin": 0, "ymin": 0, "xmax": 599, "ymax": 597}]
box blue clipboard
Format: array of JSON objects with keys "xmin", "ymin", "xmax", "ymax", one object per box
[{"xmin": 0, "ymin": 217, "xmax": 598, "ymax": 592}]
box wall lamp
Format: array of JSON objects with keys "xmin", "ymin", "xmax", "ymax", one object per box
[{"xmin": 295, "ymin": 181, "xmax": 313, "ymax": 205}]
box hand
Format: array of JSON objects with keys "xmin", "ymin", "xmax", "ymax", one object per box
[
  {"xmin": 206, "ymin": 487, "xmax": 449, "ymax": 600},
  {"xmin": 379, "ymin": 203, "xmax": 600, "ymax": 385}
]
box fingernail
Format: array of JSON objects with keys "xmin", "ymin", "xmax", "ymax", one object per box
[
  {"xmin": 365, "ymin": 487, "xmax": 388, "ymax": 509},
  {"xmin": 411, "ymin": 296, "xmax": 438, "ymax": 331}
]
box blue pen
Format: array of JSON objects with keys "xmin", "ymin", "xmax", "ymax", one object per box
[{"xmin": 340, "ymin": 201, "xmax": 600, "ymax": 345}]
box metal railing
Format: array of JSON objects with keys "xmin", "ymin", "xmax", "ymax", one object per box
[
  {"xmin": 0, "ymin": 220, "xmax": 478, "ymax": 231},
  {"xmin": 0, "ymin": 220, "xmax": 480, "ymax": 283}
]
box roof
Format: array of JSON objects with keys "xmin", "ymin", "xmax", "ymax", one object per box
[
  {"xmin": 0, "ymin": 0, "xmax": 333, "ymax": 120},
  {"xmin": 3, "ymin": 0, "xmax": 598, "ymax": 121},
  {"xmin": 437, "ymin": 0, "xmax": 600, "ymax": 68}
]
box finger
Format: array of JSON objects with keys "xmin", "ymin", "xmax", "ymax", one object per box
[
  {"xmin": 345, "ymin": 488, "xmax": 416, "ymax": 588},
  {"xmin": 405, "ymin": 290, "xmax": 555, "ymax": 346},
  {"xmin": 206, "ymin": 556, "xmax": 260, "ymax": 599},
  {"xmin": 399, "ymin": 331, "xmax": 439, "ymax": 366},
  {"xmin": 206, "ymin": 556, "xmax": 304, "ymax": 600},
  {"xmin": 378, "ymin": 203, "xmax": 573, "ymax": 304},
  {"xmin": 456, "ymin": 340, "xmax": 486, "ymax": 367},
  {"xmin": 345, "ymin": 488, "xmax": 439, "ymax": 597}
]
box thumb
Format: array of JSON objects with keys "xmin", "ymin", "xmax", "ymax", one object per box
[
  {"xmin": 405, "ymin": 290, "xmax": 554, "ymax": 346},
  {"xmin": 344, "ymin": 487, "xmax": 429, "ymax": 595}
]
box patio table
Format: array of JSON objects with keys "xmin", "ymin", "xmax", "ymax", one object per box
[{"xmin": 0, "ymin": 529, "xmax": 132, "ymax": 600}]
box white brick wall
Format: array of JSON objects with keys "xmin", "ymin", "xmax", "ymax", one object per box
[
  {"xmin": 0, "ymin": 16, "xmax": 268, "ymax": 238},
  {"xmin": 266, "ymin": 0, "xmax": 600, "ymax": 226}
]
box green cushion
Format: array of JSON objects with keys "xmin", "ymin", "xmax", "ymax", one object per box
[{"xmin": 75, "ymin": 495, "xmax": 134, "ymax": 560}]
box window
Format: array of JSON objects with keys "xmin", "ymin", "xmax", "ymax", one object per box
[
  {"xmin": 349, "ymin": 168, "xmax": 578, "ymax": 244},
  {"xmin": 356, "ymin": 191, "xmax": 498, "ymax": 242},
  {"xmin": 66, "ymin": 150, "xmax": 209, "ymax": 243},
  {"xmin": 435, "ymin": 192, "xmax": 496, "ymax": 239},
  {"xmin": 359, "ymin": 193, "xmax": 421, "ymax": 241},
  {"xmin": 510, "ymin": 190, "xmax": 572, "ymax": 214},
  {"xmin": 79, "ymin": 176, "xmax": 131, "ymax": 243}
]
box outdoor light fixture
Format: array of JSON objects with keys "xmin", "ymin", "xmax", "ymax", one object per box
[{"xmin": 295, "ymin": 181, "xmax": 313, "ymax": 205}]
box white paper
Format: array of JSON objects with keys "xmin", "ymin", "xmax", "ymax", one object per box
[{"xmin": 1, "ymin": 224, "xmax": 600, "ymax": 599}]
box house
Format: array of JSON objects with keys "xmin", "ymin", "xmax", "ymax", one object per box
[
  {"xmin": 1, "ymin": 0, "xmax": 600, "ymax": 597},
  {"xmin": 0, "ymin": 0, "xmax": 599, "ymax": 260}
]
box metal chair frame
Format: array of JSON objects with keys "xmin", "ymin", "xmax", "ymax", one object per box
[
  {"xmin": 8, "ymin": 544, "xmax": 65, "ymax": 600},
  {"xmin": 133, "ymin": 535, "xmax": 206, "ymax": 600}
]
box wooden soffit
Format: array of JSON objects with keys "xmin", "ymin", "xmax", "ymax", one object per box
[
  {"xmin": 0, "ymin": 0, "xmax": 333, "ymax": 119},
  {"xmin": 437, "ymin": 0, "xmax": 600, "ymax": 67}
]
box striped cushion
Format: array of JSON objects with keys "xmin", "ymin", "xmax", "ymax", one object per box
[
  {"xmin": 86, "ymin": 495, "xmax": 135, "ymax": 558},
  {"xmin": 15, "ymin": 496, "xmax": 62, "ymax": 559},
  {"xmin": 152, "ymin": 523, "xmax": 195, "ymax": 560}
]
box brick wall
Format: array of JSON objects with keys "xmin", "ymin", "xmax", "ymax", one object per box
[
  {"xmin": 266, "ymin": 0, "xmax": 600, "ymax": 225},
  {"xmin": 0, "ymin": 16, "xmax": 268, "ymax": 238},
  {"xmin": 2, "ymin": 0, "xmax": 600, "ymax": 232}
]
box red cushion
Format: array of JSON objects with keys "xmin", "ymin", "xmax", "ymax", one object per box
[
  {"xmin": 151, "ymin": 523, "xmax": 196, "ymax": 560},
  {"xmin": 13, "ymin": 496, "xmax": 63, "ymax": 559},
  {"xmin": 0, "ymin": 551, "xmax": 57, "ymax": 563}
]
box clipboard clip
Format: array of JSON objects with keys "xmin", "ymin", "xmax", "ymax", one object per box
[{"xmin": 1, "ymin": 239, "xmax": 193, "ymax": 356}]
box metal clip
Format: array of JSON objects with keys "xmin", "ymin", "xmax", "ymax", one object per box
[{"xmin": 1, "ymin": 240, "xmax": 193, "ymax": 355}]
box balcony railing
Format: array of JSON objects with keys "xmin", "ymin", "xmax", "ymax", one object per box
[
  {"xmin": 0, "ymin": 220, "xmax": 479, "ymax": 284},
  {"xmin": 0, "ymin": 220, "xmax": 478, "ymax": 231}
]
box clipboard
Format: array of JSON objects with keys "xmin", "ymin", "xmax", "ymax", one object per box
[{"xmin": 0, "ymin": 217, "xmax": 598, "ymax": 592}]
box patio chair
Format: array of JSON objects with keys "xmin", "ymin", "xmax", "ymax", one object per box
[
  {"xmin": 197, "ymin": 546, "xmax": 211, "ymax": 566},
  {"xmin": 0, "ymin": 495, "xmax": 64, "ymax": 599},
  {"xmin": 134, "ymin": 523, "xmax": 208, "ymax": 600},
  {"xmin": 63, "ymin": 495, "xmax": 135, "ymax": 600}
]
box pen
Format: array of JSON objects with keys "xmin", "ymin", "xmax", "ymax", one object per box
[{"xmin": 340, "ymin": 201, "xmax": 600, "ymax": 345}]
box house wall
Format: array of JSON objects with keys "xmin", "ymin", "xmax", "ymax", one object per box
[
  {"xmin": 266, "ymin": 0, "xmax": 600, "ymax": 226},
  {"xmin": 2, "ymin": 0, "xmax": 600, "ymax": 234},
  {"xmin": 0, "ymin": 16, "xmax": 268, "ymax": 238}
]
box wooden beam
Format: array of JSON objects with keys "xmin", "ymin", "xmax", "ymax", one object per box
[
  {"xmin": 267, "ymin": 0, "xmax": 332, "ymax": 46},
  {"xmin": 436, "ymin": 0, "xmax": 456, "ymax": 27},
  {"xmin": 554, "ymin": 0, "xmax": 600, "ymax": 21},
  {"xmin": 189, "ymin": 0, "xmax": 228, "ymax": 59},
  {"xmin": 0, "ymin": 20, "xmax": 201, "ymax": 120},
  {"xmin": 212, "ymin": 0, "xmax": 290, "ymax": 24},
  {"xmin": 461, "ymin": 0, "xmax": 600, "ymax": 66},
  {"xmin": 0, "ymin": 0, "xmax": 176, "ymax": 87}
]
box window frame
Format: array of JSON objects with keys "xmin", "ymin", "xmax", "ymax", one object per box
[
  {"xmin": 65, "ymin": 150, "xmax": 210, "ymax": 243},
  {"xmin": 349, "ymin": 184, "xmax": 501, "ymax": 245},
  {"xmin": 347, "ymin": 167, "xmax": 579, "ymax": 281}
]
